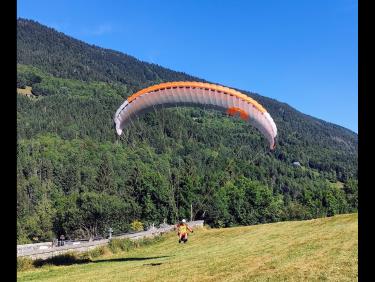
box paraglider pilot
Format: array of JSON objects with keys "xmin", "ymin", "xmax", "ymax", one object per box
[{"xmin": 176, "ymin": 219, "xmax": 193, "ymax": 243}]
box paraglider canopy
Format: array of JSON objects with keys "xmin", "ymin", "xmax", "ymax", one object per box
[{"xmin": 114, "ymin": 81, "xmax": 277, "ymax": 149}]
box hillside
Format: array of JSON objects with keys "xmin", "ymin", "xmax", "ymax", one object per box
[
  {"xmin": 16, "ymin": 19, "xmax": 358, "ymax": 171},
  {"xmin": 17, "ymin": 18, "xmax": 358, "ymax": 244},
  {"xmin": 17, "ymin": 213, "xmax": 358, "ymax": 281}
]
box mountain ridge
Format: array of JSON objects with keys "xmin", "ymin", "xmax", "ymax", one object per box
[{"xmin": 17, "ymin": 18, "xmax": 357, "ymax": 139}]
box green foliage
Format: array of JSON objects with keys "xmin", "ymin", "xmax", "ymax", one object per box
[
  {"xmin": 344, "ymin": 179, "xmax": 358, "ymax": 211},
  {"xmin": 54, "ymin": 191, "xmax": 131, "ymax": 239},
  {"xmin": 17, "ymin": 19, "xmax": 198, "ymax": 90},
  {"xmin": 85, "ymin": 246, "xmax": 111, "ymax": 259},
  {"xmin": 130, "ymin": 220, "xmax": 144, "ymax": 232},
  {"xmin": 208, "ymin": 177, "xmax": 284, "ymax": 227},
  {"xmin": 17, "ymin": 68, "xmax": 42, "ymax": 89},
  {"xmin": 108, "ymin": 238, "xmax": 135, "ymax": 253},
  {"xmin": 16, "ymin": 18, "xmax": 358, "ymax": 243},
  {"xmin": 108, "ymin": 236, "xmax": 166, "ymax": 254}
]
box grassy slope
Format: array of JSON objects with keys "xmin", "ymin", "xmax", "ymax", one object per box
[{"xmin": 18, "ymin": 213, "xmax": 357, "ymax": 282}]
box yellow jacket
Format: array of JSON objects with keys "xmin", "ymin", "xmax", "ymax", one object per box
[{"xmin": 177, "ymin": 223, "xmax": 192, "ymax": 234}]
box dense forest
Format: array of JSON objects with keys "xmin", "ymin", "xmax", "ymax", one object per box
[{"xmin": 17, "ymin": 18, "xmax": 357, "ymax": 244}]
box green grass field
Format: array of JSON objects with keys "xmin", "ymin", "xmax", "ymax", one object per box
[{"xmin": 17, "ymin": 213, "xmax": 357, "ymax": 281}]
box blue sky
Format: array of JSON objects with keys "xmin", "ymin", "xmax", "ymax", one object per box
[{"xmin": 17, "ymin": 0, "xmax": 358, "ymax": 132}]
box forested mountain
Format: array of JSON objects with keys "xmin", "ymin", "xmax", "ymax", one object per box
[{"xmin": 17, "ymin": 18, "xmax": 357, "ymax": 244}]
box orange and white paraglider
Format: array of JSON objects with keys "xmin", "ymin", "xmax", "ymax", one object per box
[{"xmin": 114, "ymin": 81, "xmax": 277, "ymax": 149}]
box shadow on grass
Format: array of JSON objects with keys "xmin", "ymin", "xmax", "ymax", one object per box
[
  {"xmin": 33, "ymin": 254, "xmax": 91, "ymax": 268},
  {"xmin": 93, "ymin": 256, "xmax": 170, "ymax": 264},
  {"xmin": 31, "ymin": 255, "xmax": 170, "ymax": 268},
  {"xmin": 143, "ymin": 262, "xmax": 163, "ymax": 266}
]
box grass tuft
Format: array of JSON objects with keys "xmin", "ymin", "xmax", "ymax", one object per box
[{"xmin": 17, "ymin": 257, "xmax": 35, "ymax": 271}]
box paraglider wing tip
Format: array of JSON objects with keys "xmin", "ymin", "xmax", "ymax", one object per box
[
  {"xmin": 116, "ymin": 127, "xmax": 123, "ymax": 136},
  {"xmin": 269, "ymin": 138, "xmax": 277, "ymax": 150}
]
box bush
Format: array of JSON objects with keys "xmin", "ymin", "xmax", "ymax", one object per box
[
  {"xmin": 17, "ymin": 78, "xmax": 27, "ymax": 89},
  {"xmin": 31, "ymin": 84, "xmax": 52, "ymax": 96},
  {"xmin": 108, "ymin": 238, "xmax": 135, "ymax": 253},
  {"xmin": 130, "ymin": 220, "xmax": 144, "ymax": 232},
  {"xmin": 109, "ymin": 236, "xmax": 165, "ymax": 254},
  {"xmin": 283, "ymin": 201, "xmax": 312, "ymax": 220},
  {"xmin": 86, "ymin": 245, "xmax": 111, "ymax": 258},
  {"xmin": 17, "ymin": 257, "xmax": 34, "ymax": 271},
  {"xmin": 17, "ymin": 72, "xmax": 42, "ymax": 88}
]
